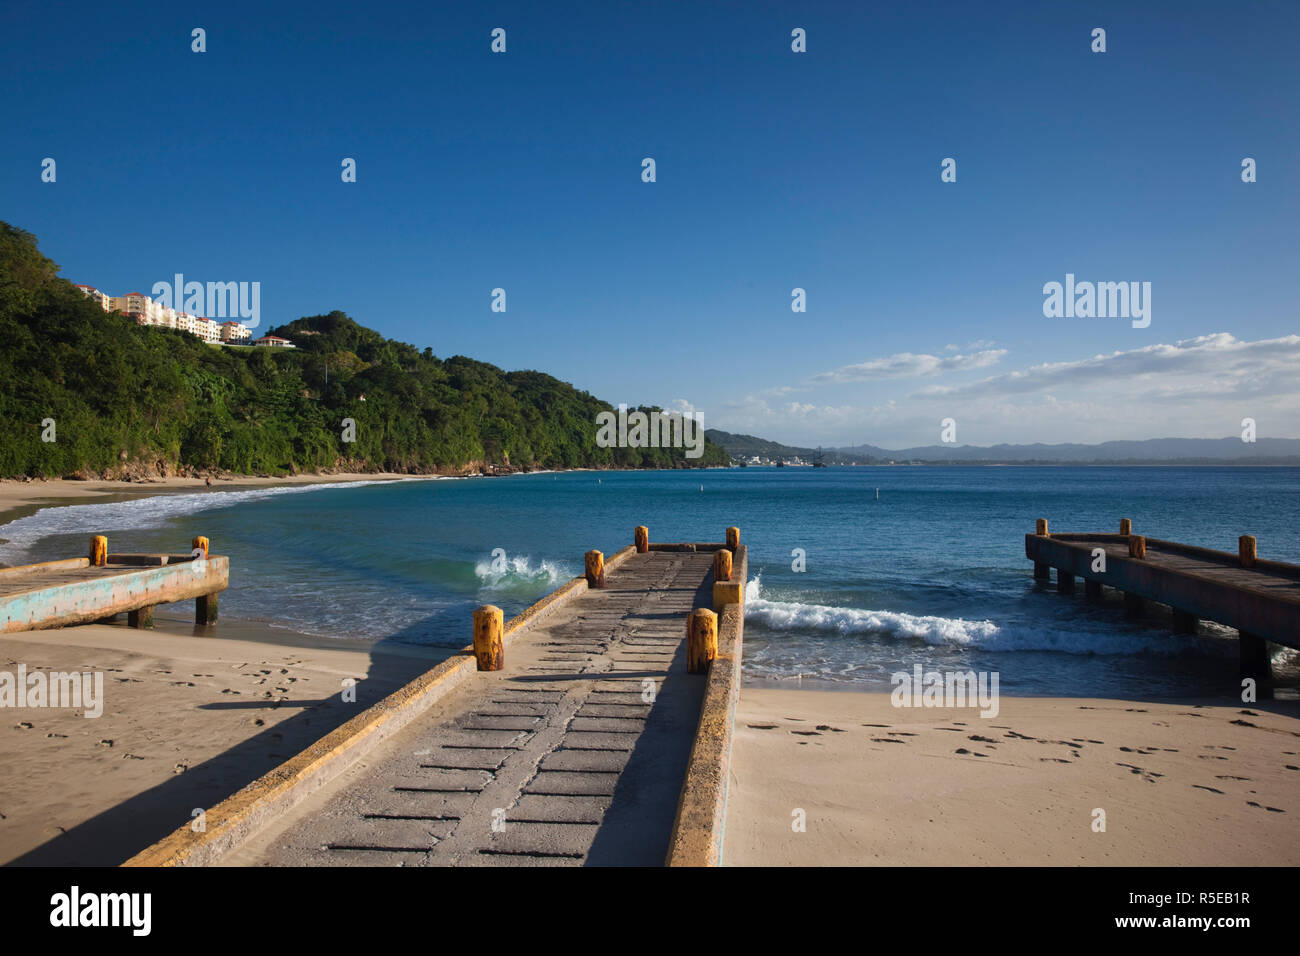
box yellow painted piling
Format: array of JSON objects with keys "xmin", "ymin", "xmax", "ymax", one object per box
[
  {"xmin": 634, "ymin": 526, "xmax": 649, "ymax": 554},
  {"xmin": 1240, "ymin": 535, "xmax": 1257, "ymax": 568},
  {"xmin": 89, "ymin": 535, "xmax": 108, "ymax": 567},
  {"xmin": 687, "ymin": 608, "xmax": 718, "ymax": 674},
  {"xmin": 713, "ymin": 548, "xmax": 732, "ymax": 583},
  {"xmin": 1129, "ymin": 535, "xmax": 1147, "ymax": 560},
  {"xmin": 1119, "ymin": 518, "xmax": 1131, "ymax": 536},
  {"xmin": 1035, "ymin": 518, "xmax": 1049, "ymax": 537},
  {"xmin": 473, "ymin": 605, "xmax": 504, "ymax": 671},
  {"xmin": 585, "ymin": 550, "xmax": 606, "ymax": 588},
  {"xmin": 725, "ymin": 526, "xmax": 740, "ymax": 550}
]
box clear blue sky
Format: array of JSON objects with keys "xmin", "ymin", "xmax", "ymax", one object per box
[{"xmin": 3, "ymin": 0, "xmax": 1297, "ymax": 447}]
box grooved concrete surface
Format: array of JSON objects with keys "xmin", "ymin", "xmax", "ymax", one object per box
[{"xmin": 227, "ymin": 551, "xmax": 713, "ymax": 866}]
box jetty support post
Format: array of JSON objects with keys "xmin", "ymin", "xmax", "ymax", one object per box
[
  {"xmin": 1239, "ymin": 535, "xmax": 1257, "ymax": 569},
  {"xmin": 634, "ymin": 526, "xmax": 649, "ymax": 554},
  {"xmin": 128, "ymin": 606, "xmax": 155, "ymax": 629},
  {"xmin": 1085, "ymin": 579, "xmax": 1102, "ymax": 600},
  {"xmin": 192, "ymin": 536, "xmax": 219, "ymax": 624},
  {"xmin": 725, "ymin": 526, "xmax": 740, "ymax": 550},
  {"xmin": 686, "ymin": 608, "xmax": 718, "ymax": 674},
  {"xmin": 1239, "ymin": 631, "xmax": 1274, "ymax": 700},
  {"xmin": 585, "ymin": 550, "xmax": 605, "ymax": 588},
  {"xmin": 1032, "ymin": 519, "xmax": 1050, "ymax": 579},
  {"xmin": 474, "ymin": 604, "xmax": 504, "ymax": 672},
  {"xmin": 1119, "ymin": 518, "xmax": 1132, "ymax": 535},
  {"xmin": 1056, "ymin": 569, "xmax": 1074, "ymax": 594},
  {"xmin": 90, "ymin": 535, "xmax": 108, "ymax": 567}
]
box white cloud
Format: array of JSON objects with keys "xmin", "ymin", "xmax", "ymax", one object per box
[
  {"xmin": 812, "ymin": 348, "xmax": 1006, "ymax": 383},
  {"xmin": 711, "ymin": 333, "xmax": 1300, "ymax": 446}
]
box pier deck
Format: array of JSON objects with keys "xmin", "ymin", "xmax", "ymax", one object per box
[
  {"xmin": 231, "ymin": 550, "xmax": 712, "ymax": 866},
  {"xmin": 1026, "ymin": 520, "xmax": 1300, "ymax": 696},
  {"xmin": 0, "ymin": 543, "xmax": 228, "ymax": 633}
]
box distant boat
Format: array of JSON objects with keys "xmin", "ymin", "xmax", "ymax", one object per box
[
  {"xmin": 813, "ymin": 447, "xmax": 828, "ymax": 468},
  {"xmin": 775, "ymin": 458, "xmax": 785, "ymax": 468}
]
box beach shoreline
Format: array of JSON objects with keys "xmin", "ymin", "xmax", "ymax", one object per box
[{"xmin": 0, "ymin": 472, "xmax": 419, "ymax": 531}]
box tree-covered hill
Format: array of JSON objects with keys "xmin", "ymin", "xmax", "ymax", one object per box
[{"xmin": 0, "ymin": 222, "xmax": 727, "ymax": 477}]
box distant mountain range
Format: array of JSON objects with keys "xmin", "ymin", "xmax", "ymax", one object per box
[{"xmin": 705, "ymin": 430, "xmax": 1300, "ymax": 465}]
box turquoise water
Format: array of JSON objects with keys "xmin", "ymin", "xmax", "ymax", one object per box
[{"xmin": 3, "ymin": 467, "xmax": 1297, "ymax": 697}]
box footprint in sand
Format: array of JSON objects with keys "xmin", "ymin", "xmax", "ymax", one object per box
[
  {"xmin": 791, "ymin": 730, "xmax": 821, "ymax": 736},
  {"xmin": 1041, "ymin": 757, "xmax": 1071, "ymax": 763},
  {"xmin": 968, "ymin": 735, "xmax": 998, "ymax": 745},
  {"xmin": 872, "ymin": 738, "xmax": 905, "ymax": 744},
  {"xmin": 862, "ymin": 723, "xmax": 890, "ymax": 728},
  {"xmin": 746, "ymin": 723, "xmax": 779, "ymax": 730},
  {"xmin": 1231, "ymin": 720, "xmax": 1258, "ymax": 728},
  {"xmin": 954, "ymin": 748, "xmax": 988, "ymax": 757},
  {"xmin": 1117, "ymin": 762, "xmax": 1163, "ymax": 781},
  {"xmin": 1246, "ymin": 801, "xmax": 1285, "ymax": 813},
  {"xmin": 1216, "ymin": 775, "xmax": 1251, "ymax": 781},
  {"xmin": 816, "ymin": 725, "xmax": 846, "ymax": 732},
  {"xmin": 1193, "ymin": 784, "xmax": 1224, "ymax": 794}
]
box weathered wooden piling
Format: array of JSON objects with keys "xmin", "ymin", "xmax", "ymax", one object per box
[
  {"xmin": 713, "ymin": 548, "xmax": 732, "ymax": 583},
  {"xmin": 191, "ymin": 536, "xmax": 219, "ymax": 624},
  {"xmin": 687, "ymin": 607, "xmax": 718, "ymax": 673},
  {"xmin": 1033, "ymin": 519, "xmax": 1050, "ymax": 579},
  {"xmin": 1240, "ymin": 535, "xmax": 1257, "ymax": 568},
  {"xmin": 1119, "ymin": 518, "xmax": 1132, "ymax": 535},
  {"xmin": 585, "ymin": 549, "xmax": 605, "ymax": 588},
  {"xmin": 635, "ymin": 525, "xmax": 649, "ymax": 554},
  {"xmin": 89, "ymin": 535, "xmax": 108, "ymax": 567},
  {"xmin": 1239, "ymin": 632, "xmax": 1274, "ymax": 699},
  {"xmin": 473, "ymin": 604, "xmax": 504, "ymax": 671},
  {"xmin": 725, "ymin": 526, "xmax": 740, "ymax": 550},
  {"xmin": 1129, "ymin": 535, "xmax": 1147, "ymax": 559},
  {"xmin": 128, "ymin": 606, "xmax": 154, "ymax": 629}
]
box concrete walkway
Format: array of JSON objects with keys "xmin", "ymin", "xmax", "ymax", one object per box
[{"xmin": 227, "ymin": 550, "xmax": 713, "ymax": 866}]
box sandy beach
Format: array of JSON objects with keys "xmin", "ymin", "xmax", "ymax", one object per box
[
  {"xmin": 0, "ymin": 611, "xmax": 451, "ymax": 866},
  {"xmin": 724, "ymin": 687, "xmax": 1300, "ymax": 866}
]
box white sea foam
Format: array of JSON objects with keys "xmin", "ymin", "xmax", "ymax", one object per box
[
  {"xmin": 0, "ymin": 479, "xmax": 415, "ymax": 564},
  {"xmin": 474, "ymin": 554, "xmax": 574, "ymax": 590},
  {"xmin": 742, "ymin": 576, "xmax": 1234, "ymax": 657}
]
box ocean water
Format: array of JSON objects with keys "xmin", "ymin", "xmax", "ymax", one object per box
[{"xmin": 2, "ymin": 467, "xmax": 1297, "ymax": 698}]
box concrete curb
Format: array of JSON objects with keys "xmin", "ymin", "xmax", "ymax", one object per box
[
  {"xmin": 123, "ymin": 543, "xmax": 637, "ymax": 867},
  {"xmin": 665, "ymin": 544, "xmax": 746, "ymax": 867}
]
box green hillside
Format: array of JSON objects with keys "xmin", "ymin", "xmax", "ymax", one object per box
[{"xmin": 0, "ymin": 222, "xmax": 727, "ymax": 478}]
